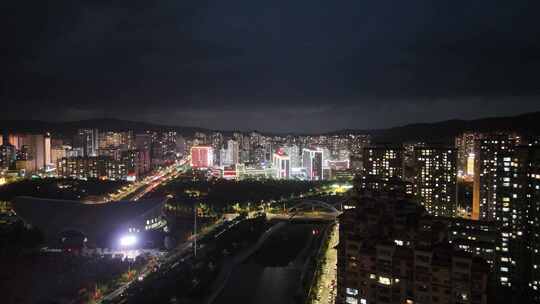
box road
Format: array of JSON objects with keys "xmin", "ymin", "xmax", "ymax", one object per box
[
  {"xmin": 99, "ymin": 191, "xmax": 342, "ymax": 303},
  {"xmin": 97, "ymin": 159, "xmax": 191, "ymax": 303},
  {"xmin": 312, "ymin": 223, "xmax": 339, "ymax": 304},
  {"xmin": 99, "ymin": 215, "xmax": 243, "ymax": 304},
  {"xmin": 107, "ymin": 158, "xmax": 189, "ymax": 202}
]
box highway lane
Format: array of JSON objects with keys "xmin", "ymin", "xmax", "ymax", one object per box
[{"xmin": 108, "ymin": 158, "xmax": 189, "ymax": 202}]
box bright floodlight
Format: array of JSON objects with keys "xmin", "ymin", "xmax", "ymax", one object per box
[{"xmin": 119, "ymin": 235, "xmax": 137, "ymax": 247}]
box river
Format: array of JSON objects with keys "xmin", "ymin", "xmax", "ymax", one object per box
[{"xmin": 214, "ymin": 222, "xmax": 325, "ymax": 304}]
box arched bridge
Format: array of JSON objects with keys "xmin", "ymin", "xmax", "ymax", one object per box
[{"xmin": 287, "ymin": 197, "xmax": 350, "ymax": 219}]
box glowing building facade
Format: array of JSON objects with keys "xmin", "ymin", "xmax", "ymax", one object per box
[
  {"xmin": 226, "ymin": 139, "xmax": 240, "ymax": 165},
  {"xmin": 362, "ymin": 146, "xmax": 403, "ymax": 179},
  {"xmin": 98, "ymin": 131, "xmax": 134, "ymax": 150},
  {"xmin": 75, "ymin": 128, "xmax": 99, "ymax": 157},
  {"xmin": 477, "ymin": 133, "xmax": 521, "ymax": 221},
  {"xmin": 272, "ymin": 148, "xmax": 290, "ymax": 179},
  {"xmin": 413, "ymin": 147, "xmax": 457, "ymax": 217},
  {"xmin": 284, "ymin": 145, "xmax": 301, "ymax": 169},
  {"xmin": 473, "ymin": 134, "xmax": 540, "ymax": 301},
  {"xmin": 190, "ymin": 146, "xmax": 214, "ymax": 169},
  {"xmin": 455, "ymin": 132, "xmax": 483, "ymax": 179},
  {"xmin": 302, "ymin": 148, "xmax": 324, "ymax": 180},
  {"xmin": 519, "ymin": 146, "xmax": 540, "ymax": 301},
  {"xmin": 0, "ymin": 142, "xmax": 16, "ymax": 170}
]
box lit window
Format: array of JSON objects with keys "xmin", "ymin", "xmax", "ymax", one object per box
[
  {"xmin": 378, "ymin": 276, "xmax": 391, "ymax": 285},
  {"xmin": 346, "ymin": 297, "xmax": 358, "ymax": 304},
  {"xmin": 346, "ymin": 288, "xmax": 358, "ymax": 296}
]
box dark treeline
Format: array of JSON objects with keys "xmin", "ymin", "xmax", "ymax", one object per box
[
  {"xmin": 0, "ymin": 221, "xmax": 43, "ymax": 255},
  {"xmin": 0, "ymin": 178, "xmax": 126, "ymax": 202},
  {"xmin": 145, "ymin": 177, "xmax": 330, "ymax": 212}
]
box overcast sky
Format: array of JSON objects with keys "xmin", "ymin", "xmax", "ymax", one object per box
[{"xmin": 2, "ymin": 1, "xmax": 540, "ymax": 132}]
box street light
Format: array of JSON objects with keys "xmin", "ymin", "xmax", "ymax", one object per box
[{"xmin": 119, "ymin": 235, "xmax": 137, "ymax": 247}]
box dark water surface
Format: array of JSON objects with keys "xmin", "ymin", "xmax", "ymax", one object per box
[{"xmin": 214, "ymin": 223, "xmax": 320, "ymax": 304}]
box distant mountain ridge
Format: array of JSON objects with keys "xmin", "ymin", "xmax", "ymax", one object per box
[
  {"xmin": 0, "ymin": 118, "xmax": 210, "ymax": 136},
  {"xmin": 330, "ymin": 111, "xmax": 540, "ymax": 143},
  {"xmin": 1, "ymin": 111, "xmax": 540, "ymax": 143}
]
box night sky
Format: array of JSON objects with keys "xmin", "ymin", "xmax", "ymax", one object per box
[{"xmin": 2, "ymin": 1, "xmax": 540, "ymax": 132}]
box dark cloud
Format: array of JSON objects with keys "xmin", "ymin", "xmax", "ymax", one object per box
[{"xmin": 2, "ymin": 0, "xmax": 540, "ymax": 132}]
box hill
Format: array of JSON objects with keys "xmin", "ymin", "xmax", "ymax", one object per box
[
  {"xmin": 1, "ymin": 111, "xmax": 540, "ymax": 143},
  {"xmin": 0, "ymin": 118, "xmax": 209, "ymax": 136},
  {"xmin": 331, "ymin": 111, "xmax": 540, "ymax": 143}
]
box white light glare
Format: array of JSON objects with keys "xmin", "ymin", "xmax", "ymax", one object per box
[{"xmin": 119, "ymin": 235, "xmax": 137, "ymax": 247}]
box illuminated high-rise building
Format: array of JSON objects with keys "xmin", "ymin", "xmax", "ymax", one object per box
[
  {"xmin": 119, "ymin": 149, "xmax": 150, "ymax": 180},
  {"xmin": 337, "ymin": 149, "xmax": 350, "ymax": 162},
  {"xmin": 413, "ymin": 146, "xmax": 457, "ymax": 217},
  {"xmin": 466, "ymin": 153, "xmax": 475, "ymax": 176},
  {"xmin": 328, "ymin": 160, "xmax": 350, "ymax": 170},
  {"xmin": 272, "ymin": 148, "xmax": 290, "ymax": 179},
  {"xmin": 51, "ymin": 146, "xmax": 67, "ymax": 165},
  {"xmin": 226, "ymin": 139, "xmax": 239, "ymax": 165},
  {"xmin": 0, "ymin": 142, "xmax": 16, "ymax": 170},
  {"xmin": 75, "ymin": 128, "xmax": 99, "ymax": 157},
  {"xmin": 302, "ymin": 148, "xmax": 323, "ymax": 180},
  {"xmin": 219, "ymin": 147, "xmax": 228, "ymax": 167},
  {"xmin": 252, "ymin": 146, "xmax": 267, "ymax": 164},
  {"xmin": 135, "ymin": 133, "xmax": 153, "ymax": 150},
  {"xmin": 347, "ymin": 134, "xmax": 371, "ymax": 156},
  {"xmin": 403, "ymin": 142, "xmax": 425, "ymax": 182},
  {"xmin": 518, "ymin": 145, "xmax": 540, "ymax": 301},
  {"xmin": 150, "ymin": 138, "xmax": 166, "ymax": 167},
  {"xmin": 98, "ymin": 131, "xmax": 133, "ymax": 150},
  {"xmin": 57, "ymin": 156, "xmax": 127, "ymax": 180},
  {"xmin": 7, "ymin": 134, "xmax": 25, "ymax": 150},
  {"xmin": 210, "ymin": 132, "xmax": 223, "ymax": 162},
  {"xmin": 322, "ymin": 147, "xmax": 331, "ymax": 169},
  {"xmin": 249, "ymin": 131, "xmax": 262, "ymax": 147},
  {"xmin": 175, "ymin": 135, "xmax": 186, "ymax": 156},
  {"xmin": 239, "ymin": 149, "xmax": 250, "ymax": 164},
  {"xmin": 15, "ymin": 134, "xmax": 52, "ymax": 172},
  {"xmin": 477, "ymin": 133, "xmax": 521, "ymax": 221},
  {"xmin": 362, "ymin": 145, "xmax": 403, "ymax": 180},
  {"xmin": 455, "ymin": 132, "xmax": 483, "ymax": 178},
  {"xmin": 121, "ymin": 150, "xmax": 138, "ymax": 180},
  {"xmin": 44, "ymin": 134, "xmax": 51, "ymax": 166},
  {"xmin": 194, "ymin": 132, "xmax": 208, "ymax": 144},
  {"xmin": 190, "ymin": 146, "xmax": 213, "ymax": 169},
  {"xmin": 284, "ymin": 145, "xmax": 301, "ymax": 168},
  {"xmin": 473, "ymin": 133, "xmax": 540, "ymax": 300}
]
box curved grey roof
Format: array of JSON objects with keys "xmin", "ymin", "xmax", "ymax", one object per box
[{"xmin": 13, "ymin": 196, "xmax": 166, "ymax": 247}]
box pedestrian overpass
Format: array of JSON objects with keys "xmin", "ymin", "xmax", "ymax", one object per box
[{"xmin": 286, "ymin": 197, "xmax": 349, "ymax": 219}]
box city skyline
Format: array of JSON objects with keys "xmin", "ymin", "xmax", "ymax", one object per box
[
  {"xmin": 2, "ymin": 1, "xmax": 540, "ymax": 303},
  {"xmin": 2, "ymin": 117, "xmax": 540, "ymax": 303}
]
